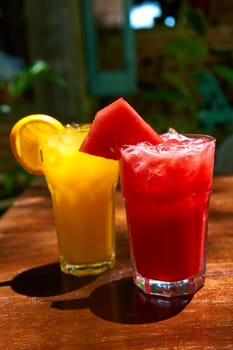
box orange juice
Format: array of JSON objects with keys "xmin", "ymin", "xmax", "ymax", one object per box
[{"xmin": 42, "ymin": 125, "xmax": 118, "ymax": 276}]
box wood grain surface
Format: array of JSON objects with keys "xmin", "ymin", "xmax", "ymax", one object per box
[{"xmin": 0, "ymin": 176, "xmax": 232, "ymax": 349}]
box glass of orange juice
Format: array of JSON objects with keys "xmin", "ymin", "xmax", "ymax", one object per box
[{"xmin": 41, "ymin": 124, "xmax": 118, "ymax": 276}]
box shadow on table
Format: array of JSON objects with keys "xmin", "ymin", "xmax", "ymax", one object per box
[
  {"xmin": 0, "ymin": 264, "xmax": 193, "ymax": 324},
  {"xmin": 51, "ymin": 277, "xmax": 193, "ymax": 324},
  {"xmin": 0, "ymin": 263, "xmax": 96, "ymax": 297}
]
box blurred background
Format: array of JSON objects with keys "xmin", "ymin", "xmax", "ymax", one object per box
[{"xmin": 0, "ymin": 0, "xmax": 233, "ymax": 211}]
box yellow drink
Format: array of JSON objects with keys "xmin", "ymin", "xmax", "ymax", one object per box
[{"xmin": 42, "ymin": 125, "xmax": 118, "ymax": 276}]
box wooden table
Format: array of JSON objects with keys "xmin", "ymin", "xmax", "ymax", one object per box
[{"xmin": 0, "ymin": 176, "xmax": 232, "ymax": 349}]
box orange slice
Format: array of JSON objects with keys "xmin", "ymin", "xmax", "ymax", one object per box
[{"xmin": 10, "ymin": 114, "xmax": 64, "ymax": 175}]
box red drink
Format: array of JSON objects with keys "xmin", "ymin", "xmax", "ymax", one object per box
[{"xmin": 120, "ymin": 130, "xmax": 215, "ymax": 297}]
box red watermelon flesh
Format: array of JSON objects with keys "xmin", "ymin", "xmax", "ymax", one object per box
[{"xmin": 80, "ymin": 98, "xmax": 163, "ymax": 160}]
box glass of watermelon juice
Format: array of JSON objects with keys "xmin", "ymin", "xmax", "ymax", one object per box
[
  {"xmin": 41, "ymin": 125, "xmax": 119, "ymax": 276},
  {"xmin": 120, "ymin": 130, "xmax": 215, "ymax": 297}
]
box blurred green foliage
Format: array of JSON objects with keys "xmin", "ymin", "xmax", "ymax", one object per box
[
  {"xmin": 143, "ymin": 4, "xmax": 233, "ymax": 134},
  {"xmin": 0, "ymin": 59, "xmax": 65, "ymax": 115},
  {"xmin": 0, "ymin": 60, "xmax": 65, "ymax": 213}
]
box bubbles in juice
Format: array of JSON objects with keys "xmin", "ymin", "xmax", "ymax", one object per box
[
  {"xmin": 120, "ymin": 129, "xmax": 215, "ymax": 199},
  {"xmin": 120, "ymin": 129, "xmax": 215, "ymax": 282}
]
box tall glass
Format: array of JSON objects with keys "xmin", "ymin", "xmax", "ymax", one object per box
[
  {"xmin": 42, "ymin": 125, "xmax": 118, "ymax": 276},
  {"xmin": 120, "ymin": 132, "xmax": 215, "ymax": 297}
]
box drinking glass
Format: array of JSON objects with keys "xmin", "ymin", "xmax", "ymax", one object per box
[
  {"xmin": 42, "ymin": 124, "xmax": 119, "ymax": 276},
  {"xmin": 120, "ymin": 133, "xmax": 215, "ymax": 297}
]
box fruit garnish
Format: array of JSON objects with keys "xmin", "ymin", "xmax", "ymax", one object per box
[
  {"xmin": 80, "ymin": 98, "xmax": 163, "ymax": 160},
  {"xmin": 9, "ymin": 114, "xmax": 64, "ymax": 175}
]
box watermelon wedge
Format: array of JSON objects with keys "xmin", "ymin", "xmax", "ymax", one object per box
[{"xmin": 80, "ymin": 98, "xmax": 162, "ymax": 160}]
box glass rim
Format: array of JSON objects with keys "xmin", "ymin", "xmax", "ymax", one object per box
[
  {"xmin": 120, "ymin": 133, "xmax": 216, "ymax": 154},
  {"xmin": 182, "ymin": 133, "xmax": 215, "ymax": 141},
  {"xmin": 65, "ymin": 123, "xmax": 91, "ymax": 132}
]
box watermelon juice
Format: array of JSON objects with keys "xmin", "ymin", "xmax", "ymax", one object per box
[{"xmin": 120, "ymin": 130, "xmax": 215, "ymax": 297}]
